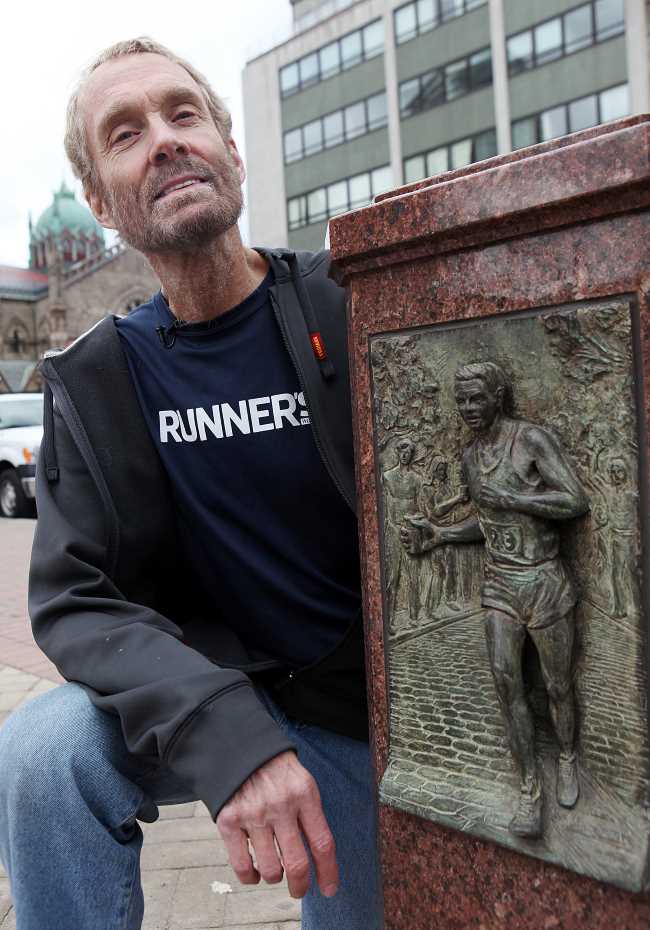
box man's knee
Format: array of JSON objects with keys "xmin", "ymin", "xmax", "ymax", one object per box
[
  {"xmin": 0, "ymin": 684, "xmax": 119, "ymax": 806},
  {"xmin": 485, "ymin": 612, "xmax": 525, "ymax": 705},
  {"xmin": 491, "ymin": 665, "xmax": 522, "ymax": 705},
  {"xmin": 544, "ymin": 676, "xmax": 572, "ymax": 703}
]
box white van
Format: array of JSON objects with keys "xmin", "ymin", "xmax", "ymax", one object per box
[{"xmin": 0, "ymin": 393, "xmax": 43, "ymax": 518}]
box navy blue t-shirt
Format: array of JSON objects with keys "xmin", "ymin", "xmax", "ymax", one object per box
[{"xmin": 116, "ymin": 272, "xmax": 360, "ymax": 668}]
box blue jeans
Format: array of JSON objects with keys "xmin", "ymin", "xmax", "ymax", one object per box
[{"xmin": 0, "ymin": 683, "xmax": 382, "ymax": 929}]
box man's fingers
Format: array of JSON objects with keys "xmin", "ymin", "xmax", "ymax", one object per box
[
  {"xmin": 273, "ymin": 820, "xmax": 312, "ymax": 898},
  {"xmin": 298, "ymin": 791, "xmax": 339, "ymax": 897},
  {"xmin": 215, "ymin": 751, "xmax": 338, "ymax": 897},
  {"xmin": 247, "ymin": 827, "xmax": 285, "ymax": 884},
  {"xmin": 216, "ymin": 814, "xmax": 260, "ymax": 885}
]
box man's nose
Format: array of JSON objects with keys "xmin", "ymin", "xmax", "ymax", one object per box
[{"xmin": 149, "ymin": 121, "xmax": 189, "ymax": 165}]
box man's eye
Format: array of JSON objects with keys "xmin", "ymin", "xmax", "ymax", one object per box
[
  {"xmin": 113, "ymin": 130, "xmax": 136, "ymax": 144},
  {"xmin": 174, "ymin": 110, "xmax": 196, "ymax": 121}
]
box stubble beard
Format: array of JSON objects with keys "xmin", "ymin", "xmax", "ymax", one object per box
[{"xmin": 106, "ymin": 154, "xmax": 243, "ymax": 255}]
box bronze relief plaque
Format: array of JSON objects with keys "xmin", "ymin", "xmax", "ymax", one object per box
[{"xmin": 370, "ymin": 296, "xmax": 650, "ymax": 891}]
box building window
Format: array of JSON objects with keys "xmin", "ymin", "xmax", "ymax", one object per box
[
  {"xmin": 399, "ymin": 46, "xmax": 492, "ymax": 118},
  {"xmin": 323, "ymin": 111, "xmax": 344, "ymax": 147},
  {"xmin": 287, "ymin": 165, "xmax": 393, "ymax": 230},
  {"xmin": 367, "ymin": 92, "xmax": 388, "ymax": 129},
  {"xmin": 595, "ymin": 0, "xmax": 626, "ymax": 39},
  {"xmin": 279, "ymin": 19, "xmax": 384, "ymax": 98},
  {"xmin": 511, "ymin": 83, "xmax": 630, "ymax": 150},
  {"xmin": 283, "ymin": 92, "xmax": 388, "ymax": 164},
  {"xmin": 403, "ymin": 128, "xmax": 497, "ymax": 184},
  {"xmin": 564, "ymin": 5, "xmax": 594, "ymax": 53},
  {"xmin": 599, "ymin": 82, "xmax": 629, "ymax": 120},
  {"xmin": 507, "ymin": 0, "xmax": 624, "ymax": 77},
  {"xmin": 394, "ymin": 0, "xmax": 487, "ymax": 44}
]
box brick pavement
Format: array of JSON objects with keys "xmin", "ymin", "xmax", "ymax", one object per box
[
  {"xmin": 0, "ymin": 519, "xmax": 63, "ymax": 684},
  {"xmin": 0, "ymin": 518, "xmax": 301, "ymax": 929}
]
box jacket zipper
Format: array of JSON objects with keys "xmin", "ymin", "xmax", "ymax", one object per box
[
  {"xmin": 269, "ymin": 288, "xmax": 354, "ymax": 513},
  {"xmin": 274, "ymin": 604, "xmax": 362, "ymax": 692},
  {"xmin": 42, "ymin": 359, "xmax": 121, "ymax": 575},
  {"xmin": 213, "ymin": 658, "xmax": 283, "ymax": 674},
  {"xmin": 270, "ymin": 283, "xmax": 360, "ymax": 691}
]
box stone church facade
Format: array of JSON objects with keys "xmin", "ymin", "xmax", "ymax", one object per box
[{"xmin": 0, "ymin": 183, "xmax": 159, "ymax": 392}]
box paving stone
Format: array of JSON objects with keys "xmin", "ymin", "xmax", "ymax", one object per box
[
  {"xmin": 168, "ymin": 867, "xmax": 227, "ymax": 929},
  {"xmin": 27, "ymin": 679, "xmax": 59, "ymax": 695},
  {"xmin": 204, "ymin": 925, "xmax": 279, "ymax": 930},
  {"xmin": 141, "ymin": 839, "xmax": 229, "ymax": 871},
  {"xmin": 141, "ymin": 869, "xmax": 181, "ymax": 930},
  {"xmin": 158, "ymin": 801, "xmax": 199, "ymax": 820},
  {"xmin": 141, "ymin": 815, "xmax": 218, "ymax": 844},
  {"xmin": 189, "ymin": 865, "xmax": 294, "ymax": 898},
  {"xmin": 0, "ymin": 907, "xmax": 15, "ymax": 930},
  {"xmin": 224, "ymin": 888, "xmax": 301, "ymax": 926},
  {"xmin": 0, "ymin": 692, "xmax": 29, "ymax": 712},
  {"xmin": 0, "ymin": 670, "xmax": 38, "ymax": 689},
  {"xmin": 0, "ymin": 876, "xmax": 11, "ymax": 923},
  {"xmin": 183, "ymin": 926, "xmax": 281, "ymax": 930}
]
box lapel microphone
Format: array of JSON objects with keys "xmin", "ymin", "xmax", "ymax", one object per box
[{"xmin": 155, "ymin": 319, "xmax": 185, "ymax": 349}]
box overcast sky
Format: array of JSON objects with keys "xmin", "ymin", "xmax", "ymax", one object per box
[{"xmin": 1, "ymin": 0, "xmax": 293, "ymax": 268}]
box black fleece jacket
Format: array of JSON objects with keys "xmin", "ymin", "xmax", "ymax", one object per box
[{"xmin": 28, "ymin": 248, "xmax": 367, "ymax": 820}]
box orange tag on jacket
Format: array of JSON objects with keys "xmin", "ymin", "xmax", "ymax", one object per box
[{"xmin": 310, "ymin": 332, "xmax": 327, "ymax": 361}]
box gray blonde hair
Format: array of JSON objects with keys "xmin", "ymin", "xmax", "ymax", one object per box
[{"xmin": 64, "ymin": 36, "xmax": 233, "ymax": 191}]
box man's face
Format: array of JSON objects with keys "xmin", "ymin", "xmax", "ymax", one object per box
[
  {"xmin": 454, "ymin": 378, "xmax": 501, "ymax": 432},
  {"xmin": 610, "ymin": 461, "xmax": 627, "ymax": 485},
  {"xmin": 80, "ymin": 53, "xmax": 244, "ymax": 254},
  {"xmin": 434, "ymin": 461, "xmax": 447, "ymax": 481},
  {"xmin": 397, "ymin": 442, "xmax": 414, "ymax": 465}
]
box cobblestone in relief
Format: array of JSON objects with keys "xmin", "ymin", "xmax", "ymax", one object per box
[{"xmin": 388, "ymin": 612, "xmax": 513, "ymax": 791}]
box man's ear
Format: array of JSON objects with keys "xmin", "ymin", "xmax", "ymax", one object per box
[
  {"xmin": 85, "ymin": 184, "xmax": 117, "ymax": 231},
  {"xmin": 495, "ymin": 386, "xmax": 505, "ymax": 409},
  {"xmin": 228, "ymin": 137, "xmax": 246, "ymax": 185}
]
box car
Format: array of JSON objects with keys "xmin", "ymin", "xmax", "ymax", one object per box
[{"xmin": 0, "ymin": 393, "xmax": 43, "ymax": 518}]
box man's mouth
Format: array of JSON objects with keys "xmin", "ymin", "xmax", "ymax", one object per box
[{"xmin": 155, "ymin": 176, "xmax": 208, "ymax": 200}]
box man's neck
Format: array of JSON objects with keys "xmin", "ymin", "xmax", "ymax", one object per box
[
  {"xmin": 476, "ymin": 412, "xmax": 506, "ymax": 447},
  {"xmin": 147, "ymin": 226, "xmax": 269, "ymax": 323}
]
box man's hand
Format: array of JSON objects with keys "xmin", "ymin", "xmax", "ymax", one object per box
[
  {"xmin": 477, "ymin": 483, "xmax": 515, "ymax": 510},
  {"xmin": 216, "ymin": 750, "xmax": 338, "ymax": 899},
  {"xmin": 400, "ymin": 515, "xmax": 443, "ymax": 553}
]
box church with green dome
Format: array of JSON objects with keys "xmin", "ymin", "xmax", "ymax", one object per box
[
  {"xmin": 0, "ymin": 184, "xmax": 158, "ymax": 391},
  {"xmin": 29, "ymin": 182, "xmax": 105, "ymax": 270}
]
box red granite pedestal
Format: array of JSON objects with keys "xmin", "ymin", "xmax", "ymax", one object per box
[{"xmin": 329, "ymin": 116, "xmax": 650, "ymax": 930}]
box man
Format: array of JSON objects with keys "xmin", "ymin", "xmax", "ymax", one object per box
[
  {"xmin": 0, "ymin": 38, "xmax": 381, "ymax": 930},
  {"xmin": 404, "ymin": 362, "xmax": 589, "ymax": 838},
  {"xmin": 421, "ymin": 455, "xmax": 468, "ymax": 616},
  {"xmin": 382, "ymin": 437, "xmax": 423, "ymax": 631},
  {"xmin": 606, "ymin": 456, "xmax": 637, "ymax": 619}
]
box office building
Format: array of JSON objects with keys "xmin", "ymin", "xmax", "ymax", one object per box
[{"xmin": 243, "ymin": 0, "xmax": 649, "ymax": 250}]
